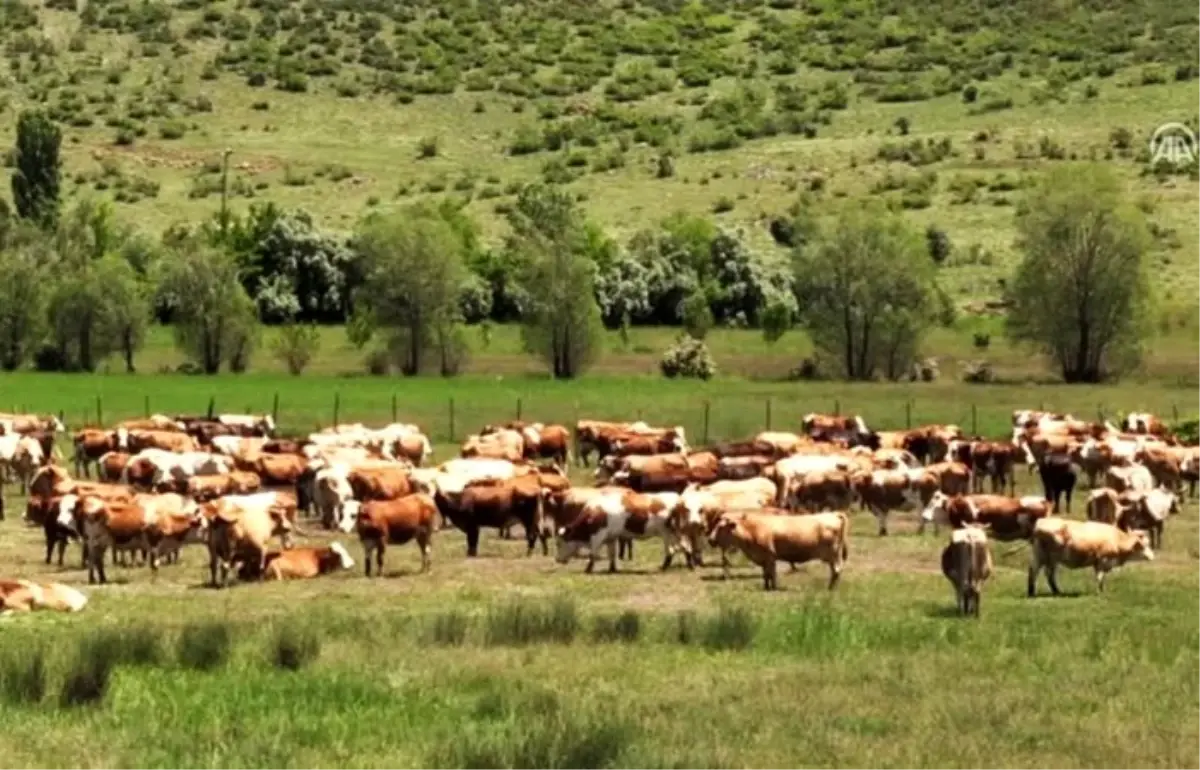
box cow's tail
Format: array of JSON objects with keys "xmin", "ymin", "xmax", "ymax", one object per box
[{"xmin": 837, "ymin": 511, "xmax": 850, "ymax": 562}]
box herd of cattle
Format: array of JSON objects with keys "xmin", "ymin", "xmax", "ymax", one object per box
[{"xmin": 0, "ymin": 407, "xmax": 1195, "ymax": 618}]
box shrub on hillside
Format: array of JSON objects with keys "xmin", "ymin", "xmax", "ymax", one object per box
[
  {"xmin": 961, "ymin": 360, "xmax": 995, "ymax": 383},
  {"xmin": 659, "ymin": 336, "xmax": 715, "ymax": 380},
  {"xmin": 271, "ymin": 322, "xmax": 320, "ymax": 375}
]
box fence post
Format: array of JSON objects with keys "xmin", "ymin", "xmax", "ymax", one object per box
[
  {"xmin": 391, "ymin": 393, "xmax": 397, "ymax": 422},
  {"xmin": 834, "ymin": 399, "xmax": 840, "ymax": 417},
  {"xmin": 332, "ymin": 392, "xmax": 341, "ymax": 427},
  {"xmin": 81, "ymin": 408, "xmax": 88, "ymax": 429},
  {"xmin": 57, "ymin": 409, "xmax": 65, "ymax": 430},
  {"xmin": 971, "ymin": 404, "xmax": 978, "ymax": 436},
  {"xmin": 272, "ymin": 392, "xmax": 280, "ymax": 426},
  {"xmin": 1097, "ymin": 403, "xmax": 1105, "ymax": 422},
  {"xmin": 449, "ymin": 398, "xmax": 456, "ymax": 442},
  {"xmin": 144, "ymin": 394, "xmax": 150, "ymax": 417},
  {"xmin": 1173, "ymin": 404, "xmax": 1179, "ymax": 422},
  {"xmin": 905, "ymin": 401, "xmax": 912, "ymax": 429},
  {"xmin": 206, "ymin": 396, "xmax": 215, "ymax": 419},
  {"xmin": 96, "ymin": 395, "xmax": 104, "ymax": 427},
  {"xmin": 765, "ymin": 398, "xmax": 772, "ymax": 430},
  {"xmin": 702, "ymin": 400, "xmax": 710, "ymax": 445},
  {"xmin": 517, "ymin": 397, "xmax": 523, "ymax": 422}
]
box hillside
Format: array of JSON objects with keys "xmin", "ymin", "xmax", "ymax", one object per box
[{"xmin": 0, "ymin": 0, "xmax": 1197, "ymax": 309}]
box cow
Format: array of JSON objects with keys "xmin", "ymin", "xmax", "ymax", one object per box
[
  {"xmin": 1027, "ymin": 517, "xmax": 1154, "ymax": 596},
  {"xmin": 717, "ymin": 455, "xmax": 775, "ymax": 481},
  {"xmin": 968, "ymin": 441, "xmax": 1020, "ymax": 494},
  {"xmin": 72, "ymin": 429, "xmax": 122, "ymax": 478},
  {"xmin": 124, "ymin": 429, "xmax": 199, "ymax": 454},
  {"xmin": 1116, "ymin": 487, "xmax": 1180, "ymax": 549},
  {"xmin": 772, "ymin": 454, "xmax": 854, "ymax": 508},
  {"xmin": 0, "ymin": 580, "xmax": 88, "ymax": 615},
  {"xmin": 1038, "ymin": 455, "xmax": 1077, "ymax": 513},
  {"xmin": 311, "ymin": 465, "xmax": 356, "ymax": 529},
  {"xmin": 338, "ymin": 494, "xmax": 438, "ymax": 575},
  {"xmin": 1123, "ymin": 412, "xmax": 1169, "ymax": 437},
  {"xmin": 348, "ymin": 465, "xmax": 412, "ymax": 501},
  {"xmin": 461, "ymin": 429, "xmax": 525, "ymax": 463},
  {"xmin": 707, "ymin": 511, "xmax": 850, "ymax": 591},
  {"xmin": 1104, "ymin": 463, "xmax": 1154, "ymax": 494},
  {"xmin": 1085, "ymin": 487, "xmax": 1128, "ymax": 526},
  {"xmin": 65, "ymin": 493, "xmax": 202, "ymax": 584},
  {"xmin": 553, "ymin": 491, "xmax": 686, "ymax": 573},
  {"xmin": 671, "ymin": 479, "xmax": 776, "ymax": 566},
  {"xmin": 940, "ymin": 527, "xmax": 993, "ymax": 617},
  {"xmin": 0, "ymin": 434, "xmax": 46, "ymax": 493},
  {"xmin": 202, "ymin": 492, "xmax": 300, "ymax": 587},
  {"xmin": 483, "ymin": 422, "xmax": 571, "ymax": 466},
  {"xmin": 439, "ymin": 474, "xmax": 545, "ymax": 557},
  {"xmin": 186, "ymin": 472, "xmax": 262, "ymax": 502},
  {"xmin": 261, "ymin": 543, "xmax": 355, "ymax": 581},
  {"xmin": 605, "ymin": 452, "xmax": 719, "ymax": 493},
  {"xmin": 921, "ymin": 492, "xmax": 1051, "ymax": 541},
  {"xmin": 215, "ymin": 413, "xmax": 276, "ymax": 437},
  {"xmin": 791, "ymin": 470, "xmax": 855, "ymax": 515},
  {"xmin": 97, "ymin": 451, "xmax": 131, "ymax": 482},
  {"xmin": 851, "ymin": 469, "xmax": 919, "ymax": 535},
  {"xmin": 26, "ymin": 495, "xmax": 81, "ymax": 567},
  {"xmin": 118, "ymin": 415, "xmax": 187, "ymax": 433},
  {"xmin": 1135, "ymin": 446, "xmax": 1185, "ymax": 494},
  {"xmin": 0, "ymin": 413, "xmax": 65, "ymax": 436},
  {"xmin": 255, "ymin": 453, "xmax": 308, "ymax": 487},
  {"xmin": 802, "ymin": 413, "xmax": 869, "ymax": 441}
]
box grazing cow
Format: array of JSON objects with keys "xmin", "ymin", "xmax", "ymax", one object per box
[
  {"xmin": 1085, "ymin": 487, "xmax": 1128, "ymax": 526},
  {"xmin": 608, "ymin": 432, "xmax": 686, "ymax": 458},
  {"xmin": 802, "ymin": 413, "xmax": 869, "ymax": 440},
  {"xmin": 186, "ymin": 472, "xmax": 262, "ymax": 502},
  {"xmin": 1135, "ymin": 446, "xmax": 1185, "ymax": 494},
  {"xmin": 708, "ymin": 511, "xmax": 849, "ymax": 591},
  {"xmin": 118, "ymin": 415, "xmax": 187, "ymax": 433},
  {"xmin": 1038, "ymin": 456, "xmax": 1077, "ymax": 513},
  {"xmin": 72, "ymin": 429, "xmax": 122, "ymax": 478},
  {"xmin": 553, "ymin": 491, "xmax": 685, "ymax": 573},
  {"xmin": 484, "ymin": 422, "xmax": 571, "ymax": 466},
  {"xmin": 912, "ymin": 461, "xmax": 972, "ymax": 509},
  {"xmin": 544, "ymin": 486, "xmax": 626, "ymax": 538},
  {"xmin": 605, "ymin": 452, "xmax": 719, "ymax": 493},
  {"xmin": 262, "ymin": 438, "xmax": 306, "ymax": 455},
  {"xmin": 671, "ymin": 479, "xmax": 776, "ymax": 566},
  {"xmin": 940, "ymin": 527, "xmax": 993, "ymax": 617},
  {"xmin": 348, "ymin": 465, "xmax": 412, "ymax": 501},
  {"xmin": 202, "ymin": 492, "xmax": 299, "ymax": 587},
  {"xmin": 717, "ymin": 455, "xmax": 775, "ymax": 481},
  {"xmin": 1116, "ymin": 487, "xmax": 1180, "ymax": 549},
  {"xmin": 968, "ymin": 441, "xmax": 1020, "ymax": 494},
  {"xmin": 0, "ymin": 434, "xmax": 46, "ymax": 494},
  {"xmin": 772, "ymin": 454, "xmax": 854, "ymax": 507},
  {"xmin": 1028, "ymin": 517, "xmax": 1154, "ymax": 596},
  {"xmin": 0, "ymin": 580, "xmax": 88, "ymax": 615},
  {"xmin": 338, "ymin": 494, "xmax": 438, "ymax": 576},
  {"xmin": 261, "ymin": 543, "xmax": 355, "ymax": 581},
  {"xmin": 216, "ymin": 413, "xmax": 276, "ymax": 437},
  {"xmin": 921, "ymin": 492, "xmax": 1051, "ymax": 541}
]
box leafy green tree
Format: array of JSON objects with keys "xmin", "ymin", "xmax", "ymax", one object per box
[
  {"xmin": 506, "ymin": 184, "xmax": 604, "ymax": 379},
  {"xmin": 11, "ymin": 110, "xmax": 62, "ymax": 229},
  {"xmin": 156, "ymin": 242, "xmax": 259, "ymax": 374},
  {"xmin": 793, "ymin": 203, "xmax": 938, "ymax": 381},
  {"xmin": 0, "ymin": 246, "xmax": 46, "ymax": 370},
  {"xmin": 351, "ymin": 205, "xmax": 468, "ymax": 376},
  {"xmin": 1007, "ymin": 166, "xmax": 1153, "ymax": 382},
  {"xmin": 680, "ymin": 291, "xmax": 713, "ymax": 340}
]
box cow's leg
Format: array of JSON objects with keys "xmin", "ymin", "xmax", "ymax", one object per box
[
  {"xmin": 523, "ymin": 519, "xmax": 538, "ymax": 557},
  {"xmin": 375, "ymin": 542, "xmax": 385, "ymax": 576},
  {"xmin": 606, "ymin": 539, "xmax": 618, "ymax": 573},
  {"xmin": 209, "ymin": 550, "xmax": 220, "ymax": 587},
  {"xmin": 827, "ymin": 557, "xmax": 841, "ymax": 590},
  {"xmin": 1094, "ymin": 564, "xmax": 1108, "ymax": 593},
  {"xmin": 361, "ymin": 541, "xmax": 374, "ymax": 577},
  {"xmin": 56, "ymin": 537, "xmax": 68, "ymax": 567},
  {"xmin": 418, "ymin": 532, "xmax": 431, "ymax": 573},
  {"xmin": 1026, "ymin": 561, "xmax": 1040, "ymax": 598},
  {"xmin": 1046, "ymin": 562, "xmax": 1061, "ymax": 596},
  {"xmin": 464, "ymin": 526, "xmax": 480, "ymax": 558},
  {"xmin": 93, "ymin": 544, "xmax": 107, "ymax": 585},
  {"xmin": 762, "ymin": 557, "xmax": 777, "ymax": 591},
  {"xmin": 873, "ymin": 507, "xmax": 888, "ymax": 537}
]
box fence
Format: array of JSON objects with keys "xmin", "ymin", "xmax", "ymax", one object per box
[{"xmin": 28, "ymin": 391, "xmax": 1188, "ymax": 447}]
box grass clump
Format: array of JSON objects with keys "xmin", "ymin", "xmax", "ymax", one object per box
[
  {"xmin": 271, "ymin": 624, "xmax": 320, "ymax": 671},
  {"xmin": 0, "ymin": 646, "xmax": 47, "ymax": 706},
  {"xmin": 177, "ymin": 621, "xmax": 232, "ymax": 671},
  {"xmin": 426, "ymin": 609, "xmax": 472, "ymax": 646},
  {"xmin": 591, "ymin": 611, "xmax": 642, "ymax": 643},
  {"xmin": 484, "ymin": 596, "xmax": 578, "ymax": 647}
]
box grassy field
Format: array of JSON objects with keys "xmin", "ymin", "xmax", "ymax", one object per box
[
  {"xmin": 0, "ymin": 0, "xmax": 1196, "ymax": 308},
  {"xmin": 1, "ymin": 350, "xmax": 1198, "ymax": 766}
]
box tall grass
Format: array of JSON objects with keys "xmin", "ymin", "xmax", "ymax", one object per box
[
  {"xmin": 177, "ymin": 622, "xmax": 232, "ymax": 671},
  {"xmin": 270, "ymin": 623, "xmax": 321, "ymax": 671},
  {"xmin": 0, "ymin": 646, "xmax": 47, "ymax": 706},
  {"xmin": 484, "ymin": 596, "xmax": 579, "ymax": 646}
]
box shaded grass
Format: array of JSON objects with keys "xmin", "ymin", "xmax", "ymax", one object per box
[
  {"xmin": 176, "ymin": 621, "xmax": 232, "ymax": 671},
  {"xmin": 270, "ymin": 623, "xmax": 320, "ymax": 672},
  {"xmin": 484, "ymin": 596, "xmax": 579, "ymax": 647},
  {"xmin": 0, "ymin": 647, "xmax": 46, "ymax": 707}
]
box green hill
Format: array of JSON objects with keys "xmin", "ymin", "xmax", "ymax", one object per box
[{"xmin": 1, "ymin": 0, "xmax": 1197, "ymax": 310}]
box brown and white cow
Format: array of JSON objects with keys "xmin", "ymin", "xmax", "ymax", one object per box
[
  {"xmin": 708, "ymin": 510, "xmax": 849, "ymax": 591},
  {"xmin": 554, "ymin": 491, "xmax": 686, "ymax": 573},
  {"xmin": 1027, "ymin": 517, "xmax": 1154, "ymax": 596},
  {"xmin": 1122, "ymin": 412, "xmax": 1169, "ymax": 437},
  {"xmin": 940, "ymin": 526, "xmax": 992, "ymax": 617},
  {"xmin": 72, "ymin": 429, "xmax": 122, "ymax": 478},
  {"xmin": 0, "ymin": 580, "xmax": 88, "ymax": 615},
  {"xmin": 1115, "ymin": 487, "xmax": 1180, "ymax": 549},
  {"xmin": 461, "ymin": 429, "xmax": 525, "ymax": 463},
  {"xmin": 261, "ymin": 543, "xmax": 355, "ymax": 581},
  {"xmin": 921, "ymin": 492, "xmax": 1051, "ymax": 541}
]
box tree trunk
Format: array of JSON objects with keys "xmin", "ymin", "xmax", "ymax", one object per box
[{"xmin": 123, "ymin": 329, "xmax": 136, "ymax": 373}]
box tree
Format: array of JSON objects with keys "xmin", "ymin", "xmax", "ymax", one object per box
[
  {"xmin": 351, "ymin": 205, "xmax": 467, "ymax": 376},
  {"xmin": 1006, "ymin": 166, "xmax": 1153, "ymax": 382},
  {"xmin": 793, "ymin": 203, "xmax": 937, "ymax": 381},
  {"xmin": 11, "ymin": 110, "xmax": 62, "ymax": 229},
  {"xmin": 0, "ymin": 246, "xmax": 46, "ymax": 370},
  {"xmin": 271, "ymin": 322, "xmax": 321, "ymax": 375},
  {"xmin": 680, "ymin": 291, "xmax": 713, "ymax": 340},
  {"xmin": 156, "ymin": 242, "xmax": 259, "ymax": 374},
  {"xmin": 761, "ymin": 301, "xmax": 792, "ymax": 346},
  {"xmin": 507, "ymin": 184, "xmax": 604, "ymax": 379}
]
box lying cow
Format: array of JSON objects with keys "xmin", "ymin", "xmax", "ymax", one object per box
[
  {"xmin": 940, "ymin": 527, "xmax": 992, "ymax": 617},
  {"xmin": 707, "ymin": 511, "xmax": 849, "ymax": 591},
  {"xmin": 0, "ymin": 579, "xmax": 89, "ymax": 615},
  {"xmin": 202, "ymin": 492, "xmax": 299, "ymax": 587},
  {"xmin": 1027, "ymin": 517, "xmax": 1154, "ymax": 596},
  {"xmin": 261, "ymin": 543, "xmax": 355, "ymax": 581}
]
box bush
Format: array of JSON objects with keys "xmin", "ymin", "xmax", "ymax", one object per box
[
  {"xmin": 787, "ymin": 356, "xmax": 825, "ymax": 381},
  {"xmin": 33, "ymin": 343, "xmax": 74, "ymax": 372},
  {"xmin": 962, "ymin": 360, "xmax": 995, "ymax": 383},
  {"xmin": 659, "ymin": 335, "xmax": 716, "ymax": 380},
  {"xmin": 417, "ymin": 135, "xmax": 439, "ymax": 159},
  {"xmin": 1172, "ymin": 419, "xmax": 1199, "ymax": 445},
  {"xmin": 271, "ymin": 624, "xmax": 320, "ymax": 671},
  {"xmin": 908, "ymin": 357, "xmax": 940, "ymax": 382},
  {"xmin": 158, "ymin": 119, "xmax": 186, "ymax": 140},
  {"xmin": 484, "ymin": 597, "xmax": 579, "ymax": 646},
  {"xmin": 973, "ymin": 332, "xmax": 991, "ymax": 349},
  {"xmin": 681, "ymin": 292, "xmax": 713, "ymax": 340},
  {"xmin": 926, "ymin": 225, "xmax": 952, "ymax": 265},
  {"xmin": 271, "ymin": 323, "xmax": 321, "ymax": 375},
  {"xmin": 364, "ymin": 348, "xmax": 390, "ymax": 375},
  {"xmin": 177, "ymin": 622, "xmax": 231, "ymax": 671}
]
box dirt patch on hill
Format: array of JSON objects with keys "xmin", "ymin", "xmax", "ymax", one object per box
[{"xmin": 89, "ymin": 144, "xmax": 285, "ymax": 175}]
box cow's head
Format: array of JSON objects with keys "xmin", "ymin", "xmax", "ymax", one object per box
[
  {"xmin": 114, "ymin": 427, "xmax": 130, "ymax": 451},
  {"xmin": 554, "ymin": 528, "xmax": 585, "ymax": 565},
  {"xmin": 260, "ymin": 415, "xmax": 276, "ymax": 437},
  {"xmin": 920, "ymin": 490, "xmax": 952, "ymax": 529},
  {"xmin": 55, "ymin": 494, "xmax": 80, "ymax": 535},
  {"xmin": 328, "ymin": 541, "xmax": 355, "ymax": 571},
  {"xmin": 1125, "ymin": 530, "xmax": 1155, "ymax": 563},
  {"xmin": 49, "ymin": 415, "xmax": 66, "ymax": 433},
  {"xmin": 335, "ymin": 499, "xmax": 362, "ymax": 533},
  {"xmin": 707, "ymin": 514, "xmax": 745, "ymax": 549}
]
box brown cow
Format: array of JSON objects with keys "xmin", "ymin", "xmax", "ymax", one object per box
[
  {"xmin": 1028, "ymin": 517, "xmax": 1154, "ymax": 596},
  {"xmin": 606, "ymin": 452, "xmax": 719, "ymax": 492},
  {"xmin": 852, "ymin": 469, "xmax": 917, "ymax": 535},
  {"xmin": 72, "ymin": 429, "xmax": 121, "ymax": 478},
  {"xmin": 440, "ymin": 474, "xmax": 544, "ymax": 557},
  {"xmin": 708, "ymin": 510, "xmax": 850, "ymax": 590},
  {"xmin": 71, "ymin": 494, "xmax": 203, "ymax": 584},
  {"xmin": 790, "ymin": 469, "xmax": 854, "ymax": 513},
  {"xmin": 261, "ymin": 543, "xmax": 355, "ymax": 581},
  {"xmin": 255, "ymin": 453, "xmax": 308, "ymax": 486},
  {"xmin": 187, "ymin": 471, "xmax": 263, "ymax": 502},
  {"xmin": 202, "ymin": 492, "xmax": 298, "ymax": 587},
  {"xmin": 97, "ymin": 451, "xmax": 131, "ymax": 482},
  {"xmin": 339, "ymin": 494, "xmax": 438, "ymax": 575},
  {"xmin": 124, "ymin": 429, "xmax": 199, "ymax": 454},
  {"xmin": 347, "ymin": 465, "xmax": 412, "ymax": 501}
]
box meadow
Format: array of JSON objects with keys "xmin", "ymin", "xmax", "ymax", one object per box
[{"xmin": 0, "ymin": 332, "xmax": 1198, "ymax": 767}]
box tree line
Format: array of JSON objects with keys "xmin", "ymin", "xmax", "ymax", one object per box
[{"xmin": 0, "ymin": 109, "xmax": 1159, "ymax": 383}]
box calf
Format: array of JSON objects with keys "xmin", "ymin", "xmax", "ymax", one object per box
[
  {"xmin": 72, "ymin": 429, "xmax": 121, "ymax": 478},
  {"xmin": 940, "ymin": 527, "xmax": 992, "ymax": 617},
  {"xmin": 1104, "ymin": 463, "xmax": 1155, "ymax": 494},
  {"xmin": 1028, "ymin": 517, "xmax": 1154, "ymax": 596},
  {"xmin": 262, "ymin": 543, "xmax": 355, "ymax": 581},
  {"xmin": 340, "ymin": 494, "xmax": 438, "ymax": 576},
  {"xmin": 707, "ymin": 511, "xmax": 849, "ymax": 590}
]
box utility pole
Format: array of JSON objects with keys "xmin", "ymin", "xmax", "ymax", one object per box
[{"xmin": 219, "ymin": 147, "xmax": 233, "ymax": 239}]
